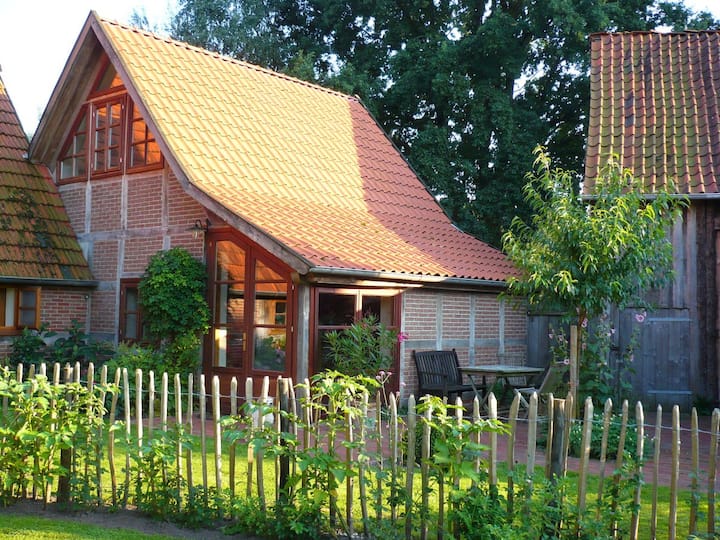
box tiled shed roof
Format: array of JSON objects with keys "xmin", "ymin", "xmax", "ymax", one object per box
[
  {"xmin": 0, "ymin": 78, "xmax": 93, "ymax": 283},
  {"xmin": 585, "ymin": 31, "xmax": 720, "ymax": 195},
  {"xmin": 92, "ymin": 15, "xmax": 513, "ymax": 283}
]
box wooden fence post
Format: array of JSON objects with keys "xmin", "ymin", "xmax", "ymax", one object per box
[
  {"xmin": 549, "ymin": 398, "xmax": 566, "ymax": 482},
  {"xmin": 278, "ymin": 377, "xmax": 291, "ymax": 504},
  {"xmin": 569, "ymin": 325, "xmax": 579, "ymax": 416}
]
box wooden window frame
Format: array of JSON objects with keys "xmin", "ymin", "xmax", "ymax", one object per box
[
  {"xmin": 91, "ymin": 98, "xmax": 124, "ymax": 177},
  {"xmin": 57, "ymin": 60, "xmax": 164, "ymax": 183},
  {"xmin": 127, "ymin": 101, "xmax": 163, "ymax": 172},
  {"xmin": 0, "ymin": 286, "xmax": 41, "ymax": 335},
  {"xmin": 119, "ymin": 279, "xmax": 146, "ymax": 343},
  {"xmin": 311, "ymin": 287, "xmax": 402, "ymax": 379}
]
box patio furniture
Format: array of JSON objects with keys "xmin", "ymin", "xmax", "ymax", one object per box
[
  {"xmin": 413, "ymin": 349, "xmax": 474, "ymax": 401},
  {"xmin": 459, "ymin": 364, "xmax": 546, "ymax": 411},
  {"xmin": 514, "ymin": 363, "xmax": 568, "ymax": 413}
]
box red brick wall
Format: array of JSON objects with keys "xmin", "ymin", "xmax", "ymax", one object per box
[
  {"xmin": 0, "ymin": 286, "xmax": 90, "ymax": 361},
  {"xmin": 400, "ymin": 289, "xmax": 527, "ymax": 400},
  {"xmin": 90, "ymin": 180, "xmax": 122, "ymax": 232},
  {"xmin": 58, "ymin": 167, "xmax": 208, "ymax": 344},
  {"xmin": 41, "ymin": 287, "xmax": 89, "ymax": 330}
]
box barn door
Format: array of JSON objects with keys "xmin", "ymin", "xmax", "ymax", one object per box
[{"xmin": 623, "ymin": 308, "xmax": 692, "ymax": 409}]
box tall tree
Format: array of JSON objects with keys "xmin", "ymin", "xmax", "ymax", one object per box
[{"xmin": 169, "ymin": 0, "xmax": 718, "ymax": 247}]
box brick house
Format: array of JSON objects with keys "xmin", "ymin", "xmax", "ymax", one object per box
[
  {"xmin": 28, "ymin": 12, "xmax": 526, "ymax": 397},
  {"xmin": 0, "ymin": 76, "xmax": 94, "ymax": 358},
  {"xmin": 585, "ymin": 31, "xmax": 720, "ymax": 408}
]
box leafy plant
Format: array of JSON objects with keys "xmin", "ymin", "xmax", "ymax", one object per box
[
  {"xmin": 48, "ymin": 320, "xmax": 114, "ymax": 370},
  {"xmin": 568, "ymin": 411, "xmax": 643, "ymax": 461},
  {"xmin": 138, "ymin": 247, "xmax": 210, "ymax": 344},
  {"xmin": 324, "ymin": 314, "xmax": 399, "ymax": 378},
  {"xmin": 6, "ymin": 324, "xmax": 55, "ymax": 368}
]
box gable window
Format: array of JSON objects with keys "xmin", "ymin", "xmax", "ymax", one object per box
[
  {"xmin": 58, "ymin": 62, "xmax": 163, "ymax": 182},
  {"xmin": 59, "ymin": 111, "xmax": 87, "ymax": 179},
  {"xmin": 129, "ymin": 103, "xmax": 162, "ymax": 168},
  {"xmin": 0, "ymin": 286, "xmax": 40, "ymax": 334},
  {"xmin": 92, "ymin": 99, "xmax": 123, "ymax": 175}
]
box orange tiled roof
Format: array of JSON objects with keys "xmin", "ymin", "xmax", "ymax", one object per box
[
  {"xmin": 93, "ymin": 15, "xmax": 513, "ymax": 283},
  {"xmin": 586, "ymin": 31, "xmax": 720, "ymax": 195},
  {"xmin": 0, "ymin": 78, "xmax": 93, "ymax": 283}
]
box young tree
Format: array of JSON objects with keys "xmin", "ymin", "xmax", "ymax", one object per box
[
  {"xmin": 502, "ymin": 149, "xmax": 687, "ymax": 404},
  {"xmin": 502, "ymin": 148, "xmax": 687, "ymax": 328}
]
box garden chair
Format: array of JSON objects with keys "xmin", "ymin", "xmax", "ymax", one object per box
[{"xmin": 514, "ymin": 363, "xmax": 567, "ymax": 414}]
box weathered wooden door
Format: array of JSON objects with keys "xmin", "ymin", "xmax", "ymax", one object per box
[{"xmin": 622, "ymin": 308, "xmax": 692, "ymax": 409}]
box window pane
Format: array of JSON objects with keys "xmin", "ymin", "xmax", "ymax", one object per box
[
  {"xmin": 146, "ymin": 141, "xmax": 162, "ymax": 164},
  {"xmin": 318, "ymin": 293, "xmax": 355, "ymax": 326},
  {"xmin": 126, "ymin": 288, "xmax": 138, "ymax": 311},
  {"xmin": 253, "ymin": 328, "xmax": 286, "ymax": 372},
  {"xmin": 132, "ymin": 144, "xmax": 146, "ymax": 167},
  {"xmin": 125, "ymin": 314, "xmax": 138, "ymax": 339},
  {"xmin": 109, "ymin": 147, "xmax": 120, "ymax": 168},
  {"xmin": 255, "ymin": 260, "xmax": 283, "ymax": 281},
  {"xmin": 20, "ymin": 290, "xmax": 37, "ymax": 309},
  {"xmin": 216, "ymin": 240, "xmax": 246, "ymax": 281},
  {"xmin": 19, "ymin": 310, "xmax": 36, "ymax": 327}
]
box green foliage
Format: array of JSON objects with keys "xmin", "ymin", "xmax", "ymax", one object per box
[
  {"xmin": 324, "ymin": 314, "xmax": 398, "ymax": 378},
  {"xmin": 6, "ymin": 324, "xmax": 53, "ymax": 367},
  {"xmin": 48, "ymin": 320, "xmax": 114, "ymax": 369},
  {"xmin": 568, "ymin": 411, "xmax": 642, "ymax": 461},
  {"xmin": 503, "ymin": 149, "xmax": 687, "ymax": 324},
  {"xmin": 138, "ymin": 248, "xmax": 210, "ymax": 344},
  {"xmin": 0, "ymin": 369, "xmax": 109, "ymax": 506},
  {"xmin": 578, "ymin": 314, "xmax": 639, "ymax": 405},
  {"xmin": 6, "ymin": 321, "xmax": 113, "ymax": 371}
]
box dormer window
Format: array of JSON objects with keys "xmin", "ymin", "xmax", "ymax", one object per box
[{"xmin": 58, "ymin": 61, "xmax": 162, "ymax": 182}]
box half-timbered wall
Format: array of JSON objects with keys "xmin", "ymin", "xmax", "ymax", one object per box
[
  {"xmin": 400, "ymin": 288, "xmax": 526, "ymax": 400},
  {"xmin": 59, "ymin": 166, "xmax": 207, "ymax": 343}
]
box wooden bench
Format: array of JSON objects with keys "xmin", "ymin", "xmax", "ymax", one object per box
[{"xmin": 413, "ymin": 349, "xmax": 475, "ymax": 401}]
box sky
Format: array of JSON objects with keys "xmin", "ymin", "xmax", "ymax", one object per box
[{"xmin": 0, "ymin": 0, "xmax": 719, "ymax": 137}]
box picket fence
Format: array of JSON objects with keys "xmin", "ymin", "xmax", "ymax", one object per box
[{"xmin": 4, "ymin": 361, "xmax": 720, "ymax": 540}]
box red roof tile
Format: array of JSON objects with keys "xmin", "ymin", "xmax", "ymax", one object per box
[
  {"xmin": 586, "ymin": 31, "xmax": 720, "ymax": 195},
  {"xmin": 92, "ymin": 15, "xmax": 513, "ymax": 283},
  {"xmin": 0, "ymin": 78, "xmax": 93, "ymax": 283}
]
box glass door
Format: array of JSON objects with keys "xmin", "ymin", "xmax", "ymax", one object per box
[{"xmin": 209, "ymin": 237, "xmax": 293, "ymax": 398}]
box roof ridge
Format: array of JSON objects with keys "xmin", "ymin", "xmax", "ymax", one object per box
[
  {"xmin": 96, "ymin": 13, "xmax": 358, "ymax": 103},
  {"xmin": 590, "ymin": 30, "xmax": 720, "ymax": 38}
]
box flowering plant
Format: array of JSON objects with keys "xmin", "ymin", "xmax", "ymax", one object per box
[{"xmin": 325, "ymin": 314, "xmax": 403, "ymax": 379}]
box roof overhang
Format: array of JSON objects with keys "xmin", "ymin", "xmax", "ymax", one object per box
[
  {"xmin": 0, "ymin": 277, "xmax": 98, "ymax": 288},
  {"xmin": 303, "ymin": 266, "xmax": 507, "ymax": 292},
  {"xmin": 29, "ymin": 12, "xmax": 104, "ymax": 164}
]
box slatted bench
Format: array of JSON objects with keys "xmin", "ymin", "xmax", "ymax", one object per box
[{"xmin": 413, "ymin": 349, "xmax": 475, "ymax": 401}]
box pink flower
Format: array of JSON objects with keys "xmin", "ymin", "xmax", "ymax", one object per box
[
  {"xmin": 581, "ymin": 318, "xmax": 588, "ymax": 328},
  {"xmin": 563, "ymin": 358, "xmax": 570, "ymax": 365},
  {"xmin": 634, "ymin": 311, "xmax": 646, "ymax": 324},
  {"xmin": 397, "ymin": 332, "xmax": 409, "ymax": 343}
]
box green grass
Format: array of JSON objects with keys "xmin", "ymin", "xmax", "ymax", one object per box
[{"xmin": 0, "ymin": 514, "xmax": 178, "ymax": 540}]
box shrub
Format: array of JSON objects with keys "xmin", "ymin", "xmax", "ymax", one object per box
[
  {"xmin": 567, "ymin": 411, "xmax": 643, "ymax": 460},
  {"xmin": 139, "ymin": 247, "xmax": 210, "ymax": 344}
]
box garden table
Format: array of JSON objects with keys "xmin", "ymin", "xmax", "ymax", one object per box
[{"xmin": 459, "ymin": 364, "xmax": 545, "ymax": 411}]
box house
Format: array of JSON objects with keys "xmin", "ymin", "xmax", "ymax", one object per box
[
  {"xmin": 0, "ymin": 75, "xmax": 95, "ymax": 357},
  {"xmin": 28, "ymin": 12, "xmax": 526, "ymax": 398},
  {"xmin": 585, "ymin": 31, "xmax": 720, "ymax": 409}
]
